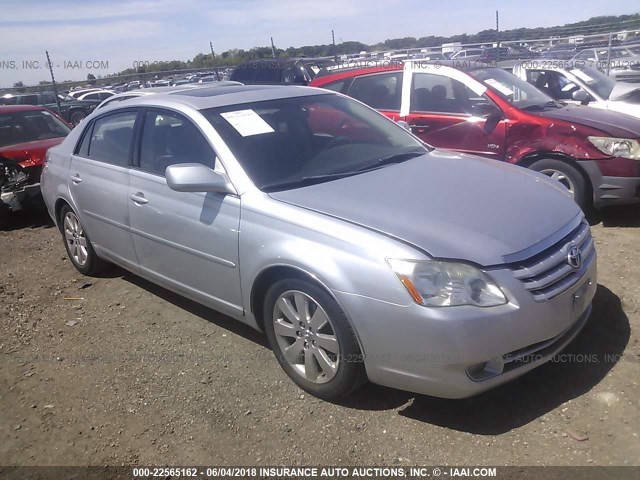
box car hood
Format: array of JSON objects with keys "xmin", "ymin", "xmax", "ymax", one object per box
[
  {"xmin": 536, "ymin": 104, "xmax": 640, "ymax": 138},
  {"xmin": 609, "ymin": 83, "xmax": 640, "ymax": 105},
  {"xmin": 0, "ymin": 137, "xmax": 64, "ymax": 167},
  {"xmin": 269, "ymin": 151, "xmax": 581, "ymax": 266}
]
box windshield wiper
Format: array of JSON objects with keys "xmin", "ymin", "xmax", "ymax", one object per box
[
  {"xmin": 262, "ymin": 150, "xmax": 425, "ymax": 192},
  {"xmin": 522, "ymin": 100, "xmax": 563, "ymax": 111},
  {"xmin": 353, "ymin": 150, "xmax": 425, "ymax": 172},
  {"xmin": 262, "ymin": 171, "xmax": 360, "ymax": 192}
]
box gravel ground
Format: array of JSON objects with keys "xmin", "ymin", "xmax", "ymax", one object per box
[{"xmin": 1, "ymin": 206, "xmax": 639, "ymax": 467}]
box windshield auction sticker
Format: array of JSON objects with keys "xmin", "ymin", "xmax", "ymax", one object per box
[{"xmin": 220, "ymin": 109, "xmax": 275, "ymax": 137}]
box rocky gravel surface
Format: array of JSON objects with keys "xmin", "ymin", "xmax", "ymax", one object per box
[{"xmin": 1, "ymin": 207, "xmax": 639, "ymax": 467}]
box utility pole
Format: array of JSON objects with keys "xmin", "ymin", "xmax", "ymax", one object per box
[
  {"xmin": 270, "ymin": 37, "xmax": 276, "ymax": 58},
  {"xmin": 45, "ymin": 51, "xmax": 61, "ymax": 116},
  {"xmin": 496, "ymin": 10, "xmax": 500, "ymax": 47},
  {"xmin": 210, "ymin": 41, "xmax": 219, "ymax": 79},
  {"xmin": 332, "ymin": 29, "xmax": 337, "ymax": 62}
]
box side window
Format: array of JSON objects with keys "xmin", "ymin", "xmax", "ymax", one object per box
[
  {"xmin": 41, "ymin": 94, "xmax": 56, "ymax": 104},
  {"xmin": 576, "ymin": 50, "xmax": 595, "ymax": 61},
  {"xmin": 87, "ymin": 111, "xmax": 136, "ymax": 166},
  {"xmin": 347, "ymin": 72, "xmax": 403, "ymax": 110},
  {"xmin": 411, "ymin": 73, "xmax": 473, "ymax": 114},
  {"xmin": 75, "ymin": 122, "xmax": 93, "ymax": 157},
  {"xmin": 139, "ymin": 109, "xmax": 215, "ymax": 176},
  {"xmin": 321, "ymin": 79, "xmax": 349, "ymax": 93},
  {"xmin": 20, "ymin": 95, "xmax": 40, "ymax": 105}
]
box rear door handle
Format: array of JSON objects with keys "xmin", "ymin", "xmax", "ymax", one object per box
[
  {"xmin": 130, "ymin": 193, "xmax": 148, "ymax": 205},
  {"xmin": 70, "ymin": 174, "xmax": 82, "ymax": 184}
]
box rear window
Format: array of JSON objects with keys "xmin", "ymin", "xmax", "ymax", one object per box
[{"xmin": 0, "ymin": 110, "xmax": 70, "ymax": 147}]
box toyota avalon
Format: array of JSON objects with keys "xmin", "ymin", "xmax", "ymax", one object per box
[{"xmin": 40, "ymin": 85, "xmax": 597, "ymax": 400}]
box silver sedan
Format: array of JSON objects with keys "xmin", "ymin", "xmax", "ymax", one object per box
[{"xmin": 41, "ymin": 85, "xmax": 597, "ymax": 400}]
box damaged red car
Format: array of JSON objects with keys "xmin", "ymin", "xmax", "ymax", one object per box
[{"xmin": 0, "ymin": 105, "xmax": 71, "ymax": 226}]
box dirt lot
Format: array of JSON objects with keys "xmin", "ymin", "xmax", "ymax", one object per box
[{"xmin": 1, "ymin": 206, "xmax": 639, "ymax": 467}]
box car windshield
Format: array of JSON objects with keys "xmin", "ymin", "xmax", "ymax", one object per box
[
  {"xmin": 568, "ymin": 66, "xmax": 616, "ymax": 99},
  {"xmin": 470, "ymin": 68, "xmax": 554, "ymax": 109},
  {"xmin": 599, "ymin": 48, "xmax": 636, "ymax": 60},
  {"xmin": 0, "ymin": 110, "xmax": 70, "ymax": 147},
  {"xmin": 202, "ymin": 94, "xmax": 427, "ymax": 191}
]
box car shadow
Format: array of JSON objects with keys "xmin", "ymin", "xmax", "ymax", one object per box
[
  {"xmin": 587, "ymin": 205, "xmax": 639, "ymax": 228},
  {"xmin": 94, "ymin": 268, "xmax": 630, "ymax": 431},
  {"xmin": 338, "ymin": 285, "xmax": 630, "ymax": 434},
  {"xmin": 119, "ymin": 271, "xmax": 269, "ymax": 348},
  {"xmin": 1, "ymin": 206, "xmax": 54, "ymax": 231}
]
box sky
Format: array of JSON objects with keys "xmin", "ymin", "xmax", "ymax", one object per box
[{"xmin": 0, "ymin": 0, "xmax": 638, "ymax": 88}]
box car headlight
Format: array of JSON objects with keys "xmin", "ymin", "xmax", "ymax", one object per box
[
  {"xmin": 387, "ymin": 259, "xmax": 507, "ymax": 307},
  {"xmin": 588, "ymin": 136, "xmax": 640, "ymax": 160}
]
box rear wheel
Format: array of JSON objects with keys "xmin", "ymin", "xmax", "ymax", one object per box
[
  {"xmin": 59, "ymin": 205, "xmax": 105, "ymax": 275},
  {"xmin": 264, "ymin": 278, "xmax": 367, "ymax": 400},
  {"xmin": 529, "ymin": 159, "xmax": 589, "ymax": 211}
]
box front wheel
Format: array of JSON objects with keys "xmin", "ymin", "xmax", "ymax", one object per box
[
  {"xmin": 529, "ymin": 159, "xmax": 589, "ymax": 211},
  {"xmin": 264, "ymin": 278, "xmax": 367, "ymax": 400}
]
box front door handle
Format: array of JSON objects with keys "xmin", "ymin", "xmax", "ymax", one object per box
[
  {"xmin": 70, "ymin": 174, "xmax": 82, "ymax": 184},
  {"xmin": 130, "ymin": 193, "xmax": 148, "ymax": 205}
]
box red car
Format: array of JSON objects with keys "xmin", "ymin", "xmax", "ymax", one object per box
[
  {"xmin": 311, "ymin": 60, "xmax": 640, "ymax": 210},
  {"xmin": 0, "ymin": 105, "xmax": 71, "ymax": 225}
]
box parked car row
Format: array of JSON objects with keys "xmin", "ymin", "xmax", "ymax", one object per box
[{"xmin": 0, "ymin": 91, "xmax": 99, "ymax": 126}]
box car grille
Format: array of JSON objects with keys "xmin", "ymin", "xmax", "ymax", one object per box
[{"xmin": 509, "ymin": 220, "xmax": 595, "ymax": 302}]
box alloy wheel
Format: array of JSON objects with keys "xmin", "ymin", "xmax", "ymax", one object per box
[
  {"xmin": 539, "ymin": 168, "xmax": 576, "ymax": 197},
  {"xmin": 272, "ymin": 290, "xmax": 340, "ymax": 384},
  {"xmin": 63, "ymin": 211, "xmax": 89, "ymax": 266}
]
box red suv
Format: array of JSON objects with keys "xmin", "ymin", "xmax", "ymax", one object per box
[{"xmin": 311, "ymin": 60, "xmax": 640, "ymax": 210}]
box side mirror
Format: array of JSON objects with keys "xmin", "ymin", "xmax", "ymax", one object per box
[
  {"xmin": 165, "ymin": 163, "xmax": 236, "ymax": 194},
  {"xmin": 572, "ymin": 89, "xmax": 591, "ymax": 105}
]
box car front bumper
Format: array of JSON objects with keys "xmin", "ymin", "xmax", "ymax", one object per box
[
  {"xmin": 580, "ymin": 160, "xmax": 640, "ymax": 206},
  {"xmin": 333, "ymin": 254, "xmax": 597, "ymax": 399}
]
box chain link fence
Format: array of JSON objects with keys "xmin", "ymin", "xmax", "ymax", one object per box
[{"xmin": 2, "ymin": 27, "xmax": 640, "ymax": 96}]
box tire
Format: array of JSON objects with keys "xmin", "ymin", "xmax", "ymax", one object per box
[
  {"xmin": 264, "ymin": 278, "xmax": 367, "ymax": 400},
  {"xmin": 529, "ymin": 159, "xmax": 589, "ymax": 211},
  {"xmin": 59, "ymin": 205, "xmax": 105, "ymax": 275},
  {"xmin": 69, "ymin": 110, "xmax": 86, "ymax": 126}
]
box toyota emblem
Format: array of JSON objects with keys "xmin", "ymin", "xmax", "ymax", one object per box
[{"xmin": 567, "ymin": 245, "xmax": 582, "ymax": 269}]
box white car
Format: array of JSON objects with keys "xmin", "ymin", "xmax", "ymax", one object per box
[
  {"xmin": 95, "ymin": 82, "xmax": 243, "ymax": 110},
  {"xmin": 509, "ymin": 61, "xmax": 640, "ymax": 119}
]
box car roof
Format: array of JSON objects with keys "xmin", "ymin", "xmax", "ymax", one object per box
[
  {"xmin": 0, "ymin": 105, "xmax": 48, "ymax": 113},
  {"xmin": 120, "ymin": 85, "xmax": 332, "ymax": 110}
]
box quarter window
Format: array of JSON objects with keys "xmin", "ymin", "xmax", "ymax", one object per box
[
  {"xmin": 139, "ymin": 110, "xmax": 215, "ymax": 176},
  {"xmin": 411, "ymin": 73, "xmax": 484, "ymax": 114},
  {"xmin": 347, "ymin": 72, "xmax": 403, "ymax": 110},
  {"xmin": 86, "ymin": 111, "xmax": 136, "ymax": 166}
]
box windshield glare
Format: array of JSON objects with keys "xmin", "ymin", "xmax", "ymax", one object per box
[
  {"xmin": 569, "ymin": 66, "xmax": 616, "ymax": 99},
  {"xmin": 471, "ymin": 68, "xmax": 553, "ymax": 108},
  {"xmin": 0, "ymin": 110, "xmax": 70, "ymax": 147},
  {"xmin": 202, "ymin": 94, "xmax": 426, "ymax": 191}
]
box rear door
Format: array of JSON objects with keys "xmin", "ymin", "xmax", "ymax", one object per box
[
  {"xmin": 69, "ymin": 109, "xmax": 139, "ymax": 269},
  {"xmin": 127, "ymin": 108, "xmax": 242, "ymax": 316},
  {"xmin": 400, "ymin": 65, "xmax": 507, "ymax": 159}
]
